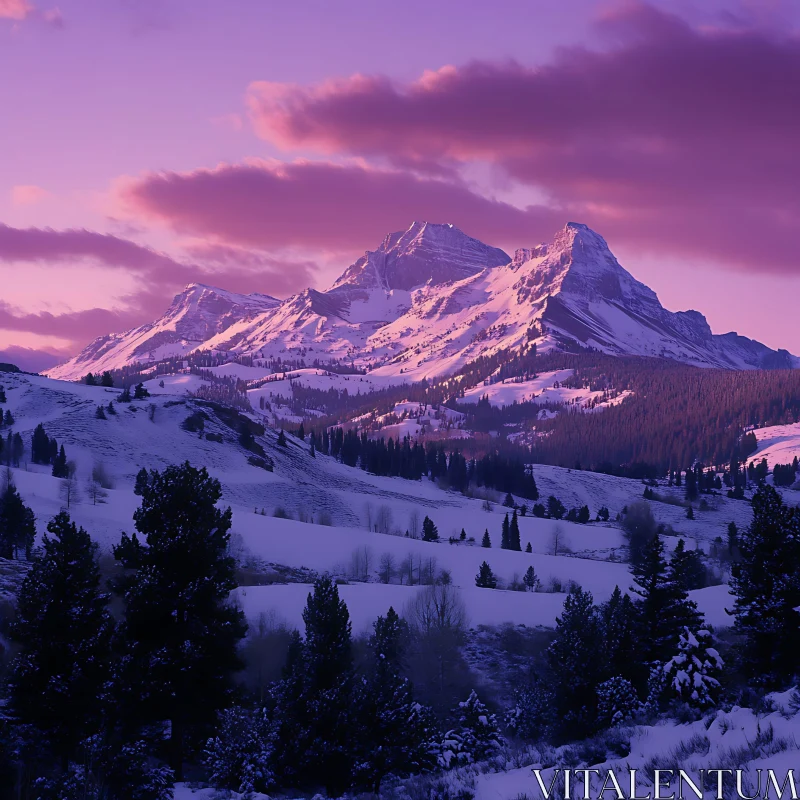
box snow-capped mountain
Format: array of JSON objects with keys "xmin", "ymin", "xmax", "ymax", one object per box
[
  {"xmin": 46, "ymin": 222, "xmax": 795, "ymax": 381},
  {"xmin": 46, "ymin": 283, "xmax": 279, "ymax": 380}
]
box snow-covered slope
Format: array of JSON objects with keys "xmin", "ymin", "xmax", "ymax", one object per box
[
  {"xmin": 46, "ymin": 223, "xmax": 795, "ymax": 381},
  {"xmin": 46, "ymin": 283, "xmax": 279, "ymax": 380}
]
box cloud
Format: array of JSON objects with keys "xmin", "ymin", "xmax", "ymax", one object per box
[
  {"xmin": 11, "ymin": 185, "xmax": 51, "ymax": 206},
  {"xmin": 0, "ymin": 344, "xmax": 71, "ymax": 372},
  {"xmin": 0, "ymin": 0, "xmax": 33, "ymax": 20},
  {"xmin": 0, "ymin": 222, "xmax": 322, "ymax": 349},
  {"xmin": 119, "ymin": 159, "xmax": 562, "ymax": 253},
  {"xmin": 245, "ymin": 2, "xmax": 800, "ymax": 273}
]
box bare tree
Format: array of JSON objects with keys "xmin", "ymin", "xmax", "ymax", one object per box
[
  {"xmin": 379, "ymin": 552, "xmax": 396, "ymax": 584},
  {"xmin": 405, "ymin": 583, "xmax": 468, "ymax": 637},
  {"xmin": 148, "ymin": 403, "xmax": 157, "ymax": 422},
  {"xmin": 350, "ymin": 545, "xmax": 374, "ymax": 582},
  {"xmin": 420, "ymin": 555, "xmax": 438, "ymax": 585},
  {"xmin": 399, "ymin": 553, "xmax": 415, "ymax": 585},
  {"xmin": 60, "ymin": 474, "xmax": 81, "ymax": 509},
  {"xmin": 86, "ymin": 477, "xmax": 108, "ymax": 506},
  {"xmin": 375, "ymin": 505, "xmax": 393, "ymax": 535},
  {"xmin": 3, "ymin": 465, "xmax": 14, "ymax": 492},
  {"xmin": 408, "ymin": 509, "xmax": 420, "ymax": 539},
  {"xmin": 404, "ymin": 584, "xmax": 469, "ymax": 706},
  {"xmin": 317, "ymin": 510, "xmax": 333, "ymax": 526},
  {"xmin": 364, "ymin": 502, "xmax": 374, "ymax": 532},
  {"xmin": 549, "ymin": 524, "xmax": 570, "ymax": 556}
]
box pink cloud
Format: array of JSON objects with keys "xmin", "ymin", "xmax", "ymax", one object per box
[
  {"xmin": 119, "ymin": 159, "xmax": 562, "ymax": 253},
  {"xmin": 0, "ymin": 222, "xmax": 322, "ymax": 349},
  {"xmin": 0, "ymin": 0, "xmax": 33, "ymax": 20},
  {"xmin": 246, "ymin": 3, "xmax": 800, "ymax": 274},
  {"xmin": 0, "ymin": 344, "xmax": 71, "ymax": 372},
  {"xmin": 11, "ymin": 184, "xmax": 51, "ymax": 206}
]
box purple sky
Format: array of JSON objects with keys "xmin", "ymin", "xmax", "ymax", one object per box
[{"xmin": 1, "ymin": 0, "xmax": 799, "ymax": 370}]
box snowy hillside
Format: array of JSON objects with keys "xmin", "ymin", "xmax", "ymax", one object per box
[
  {"xmin": 0, "ymin": 371, "xmax": 749, "ymax": 634},
  {"xmin": 45, "ymin": 222, "xmax": 796, "ymax": 382}
]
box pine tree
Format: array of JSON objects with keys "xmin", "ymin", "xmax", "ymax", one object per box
[
  {"xmin": 84, "ymin": 372, "xmax": 97, "ymax": 386},
  {"xmin": 0, "ymin": 484, "xmax": 36, "ymax": 559},
  {"xmin": 31, "ymin": 422, "xmax": 50, "ymax": 464},
  {"xmin": 599, "ymin": 586, "xmax": 642, "ymax": 689},
  {"xmin": 509, "ymin": 510, "xmax": 521, "ymax": 551},
  {"xmin": 523, "ymin": 565, "xmax": 538, "ymax": 592},
  {"xmin": 204, "ymin": 706, "xmax": 274, "ymax": 795},
  {"xmin": 355, "ymin": 608, "xmax": 436, "ymax": 791},
  {"xmin": 133, "ymin": 467, "xmax": 149, "ymax": 496},
  {"xmin": 113, "ymin": 463, "xmax": 247, "ymax": 779},
  {"xmin": 631, "ymin": 534, "xmax": 701, "ymax": 667},
  {"xmin": 422, "ymin": 516, "xmax": 438, "ymax": 542},
  {"xmin": 118, "ymin": 385, "xmax": 132, "ymax": 403},
  {"xmin": 107, "ymin": 401, "xmax": 116, "ymax": 415},
  {"xmin": 475, "ymin": 561, "xmax": 497, "ymax": 589},
  {"xmin": 3, "ymin": 409, "xmax": 13, "ymax": 427},
  {"xmin": 662, "ymin": 628, "xmax": 723, "ymax": 708},
  {"xmin": 502, "ymin": 492, "xmax": 515, "ymax": 508},
  {"xmin": 52, "ymin": 444, "xmax": 68, "ymax": 478},
  {"xmin": 500, "ymin": 513, "xmax": 510, "ymax": 549},
  {"xmin": 100, "ymin": 371, "xmax": 114, "ymax": 387},
  {"xmin": 10, "ymin": 512, "xmax": 113, "ymax": 768},
  {"xmin": 440, "ymin": 691, "xmax": 502, "ymax": 767},
  {"xmin": 481, "ymin": 529, "xmax": 491, "ymax": 548},
  {"xmin": 95, "ymin": 405, "xmax": 107, "ymax": 420},
  {"xmin": 277, "ymin": 429, "xmax": 287, "ymax": 447},
  {"xmin": 596, "ymin": 677, "xmax": 641, "ymax": 727},
  {"xmin": 547, "ymin": 587, "xmax": 603, "ymax": 739},
  {"xmin": 525, "ymin": 542, "xmax": 532, "ymax": 553},
  {"xmin": 730, "ymin": 484, "xmax": 800, "ymax": 685},
  {"xmin": 670, "ymin": 539, "xmax": 707, "ymax": 591},
  {"xmin": 299, "ymin": 575, "xmax": 356, "ymax": 795}
]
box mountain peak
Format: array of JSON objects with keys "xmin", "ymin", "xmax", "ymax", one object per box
[{"xmin": 330, "ymin": 222, "xmax": 510, "ymax": 293}]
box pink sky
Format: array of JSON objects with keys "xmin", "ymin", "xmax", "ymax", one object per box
[{"xmin": 1, "ymin": 0, "xmax": 799, "ymax": 370}]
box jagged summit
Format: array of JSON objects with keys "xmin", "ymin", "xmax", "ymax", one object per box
[
  {"xmin": 329, "ymin": 220, "xmax": 510, "ymax": 293},
  {"xmin": 45, "ymin": 221, "xmax": 796, "ymax": 381}
]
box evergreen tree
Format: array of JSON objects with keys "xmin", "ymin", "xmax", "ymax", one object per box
[
  {"xmin": 204, "ymin": 707, "xmax": 274, "ymax": 795},
  {"xmin": 630, "ymin": 534, "xmax": 701, "ymax": 668},
  {"xmin": 599, "ymin": 586, "xmax": 642, "ymax": 689},
  {"xmin": 95, "ymin": 405, "xmax": 107, "ymax": 420},
  {"xmin": 0, "ymin": 484, "xmax": 36, "ymax": 559},
  {"xmin": 475, "ymin": 561, "xmax": 497, "ymax": 589},
  {"xmin": 31, "ymin": 423, "xmax": 50, "ymax": 464},
  {"xmin": 596, "ymin": 677, "xmax": 641, "ymax": 727},
  {"xmin": 113, "ymin": 463, "xmax": 247, "ymax": 779},
  {"xmin": 355, "ymin": 608, "xmax": 436, "ymax": 791},
  {"xmin": 730, "ymin": 484, "xmax": 800, "ymax": 685},
  {"xmin": 52, "ymin": 444, "xmax": 68, "ymax": 478},
  {"xmin": 481, "ymin": 529, "xmax": 491, "ymax": 548},
  {"xmin": 299, "ymin": 575, "xmax": 356, "ymax": 795},
  {"xmin": 84, "ymin": 372, "xmax": 97, "ymax": 386},
  {"xmin": 12, "ymin": 432, "xmax": 23, "ymax": 467},
  {"xmin": 277, "ymin": 429, "xmax": 287, "ymax": 447},
  {"xmin": 107, "ymin": 401, "xmax": 116, "ymax": 415},
  {"xmin": 509, "ymin": 510, "xmax": 521, "ymax": 551},
  {"xmin": 686, "ymin": 506, "xmax": 694, "ymax": 520},
  {"xmin": 3, "ymin": 409, "xmax": 13, "ymax": 427},
  {"xmin": 500, "ymin": 513, "xmax": 510, "ymax": 549},
  {"xmin": 440, "ymin": 691, "xmax": 502, "ymax": 767},
  {"xmin": 100, "ymin": 371, "xmax": 114, "ymax": 387},
  {"xmin": 670, "ymin": 539, "xmax": 707, "ymax": 590},
  {"xmin": 662, "ymin": 628, "xmax": 723, "ymax": 708},
  {"xmin": 727, "ymin": 521, "xmax": 739, "ymax": 556},
  {"xmin": 133, "ymin": 467, "xmax": 149, "ymax": 496},
  {"xmin": 502, "ymin": 492, "xmax": 515, "ymax": 508},
  {"xmin": 421, "ymin": 516, "xmax": 438, "ymax": 542},
  {"xmin": 546, "ymin": 495, "xmax": 566, "ymax": 520},
  {"xmin": 525, "ymin": 542, "xmax": 532, "ymax": 553},
  {"xmin": 10, "ymin": 512, "xmax": 113, "ymax": 768},
  {"xmin": 547, "ymin": 587, "xmax": 603, "ymax": 739},
  {"xmin": 523, "ymin": 565, "xmax": 538, "ymax": 592}
]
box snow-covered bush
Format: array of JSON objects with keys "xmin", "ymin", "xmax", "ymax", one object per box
[
  {"xmin": 596, "ymin": 676, "xmax": 642, "ymax": 726},
  {"xmin": 204, "ymin": 705, "xmax": 275, "ymax": 794},
  {"xmin": 439, "ymin": 691, "xmax": 503, "ymax": 768},
  {"xmin": 505, "ymin": 681, "xmax": 553, "ymax": 740},
  {"xmin": 663, "ymin": 628, "xmax": 723, "ymax": 708}
]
